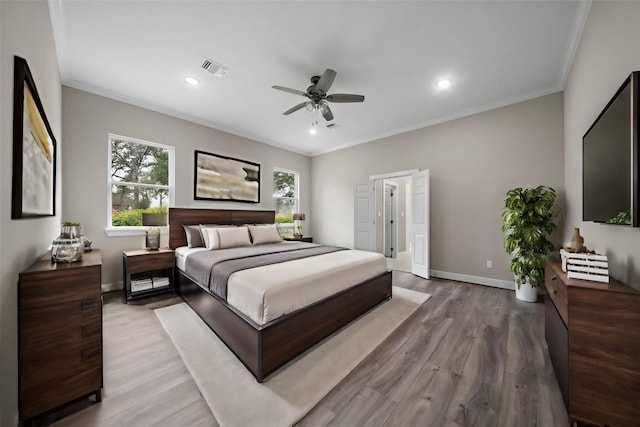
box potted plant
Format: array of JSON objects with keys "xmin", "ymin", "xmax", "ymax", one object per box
[{"xmin": 502, "ymin": 186, "xmax": 557, "ymax": 302}]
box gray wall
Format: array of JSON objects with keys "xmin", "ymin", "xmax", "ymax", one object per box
[
  {"xmin": 0, "ymin": 1, "xmax": 62, "ymax": 425},
  {"xmin": 563, "ymin": 0, "xmax": 640, "ymax": 288},
  {"xmin": 311, "ymin": 92, "xmax": 565, "ymax": 285},
  {"xmin": 62, "ymin": 87, "xmax": 312, "ymax": 286}
]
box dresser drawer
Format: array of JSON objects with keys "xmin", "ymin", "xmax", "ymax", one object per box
[
  {"xmin": 20, "ymin": 300, "xmax": 102, "ymax": 419},
  {"xmin": 19, "ymin": 265, "xmax": 101, "ymax": 310},
  {"xmin": 20, "ymin": 364, "xmax": 102, "ymax": 420},
  {"xmin": 545, "ymin": 265, "xmax": 568, "ymax": 325},
  {"xmin": 20, "ymin": 299, "xmax": 101, "ymax": 357}
]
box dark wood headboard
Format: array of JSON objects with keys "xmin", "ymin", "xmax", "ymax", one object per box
[{"xmin": 168, "ymin": 208, "xmax": 275, "ymax": 249}]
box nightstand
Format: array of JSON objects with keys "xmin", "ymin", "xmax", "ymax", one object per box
[
  {"xmin": 284, "ymin": 236, "xmax": 313, "ymax": 243},
  {"xmin": 122, "ymin": 248, "xmax": 174, "ymax": 302}
]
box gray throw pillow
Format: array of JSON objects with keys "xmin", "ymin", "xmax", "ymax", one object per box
[{"xmin": 183, "ymin": 224, "xmax": 204, "ymax": 248}]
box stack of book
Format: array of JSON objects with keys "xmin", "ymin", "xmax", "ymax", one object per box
[
  {"xmin": 152, "ymin": 276, "xmax": 170, "ymax": 289},
  {"xmin": 131, "ymin": 277, "xmax": 153, "ymax": 292},
  {"xmin": 560, "ymin": 249, "xmax": 609, "ymax": 283}
]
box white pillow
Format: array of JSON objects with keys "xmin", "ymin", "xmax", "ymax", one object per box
[
  {"xmin": 248, "ymin": 224, "xmax": 282, "ymax": 245},
  {"xmin": 203, "ymin": 227, "xmax": 222, "ymax": 250},
  {"xmin": 200, "ymin": 224, "xmax": 234, "ymax": 249},
  {"xmin": 217, "ymin": 227, "xmax": 252, "ymax": 249}
]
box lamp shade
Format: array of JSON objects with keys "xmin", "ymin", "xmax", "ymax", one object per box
[{"xmin": 293, "ymin": 213, "xmax": 305, "ymax": 221}]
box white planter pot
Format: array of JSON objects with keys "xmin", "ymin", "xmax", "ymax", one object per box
[{"xmin": 515, "ymin": 278, "xmax": 538, "ymax": 302}]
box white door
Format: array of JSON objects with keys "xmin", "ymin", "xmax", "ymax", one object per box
[
  {"xmin": 354, "ymin": 181, "xmax": 375, "ymax": 251},
  {"xmin": 411, "ymin": 170, "xmax": 430, "ymax": 278}
]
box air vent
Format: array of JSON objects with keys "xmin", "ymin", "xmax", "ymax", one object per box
[
  {"xmin": 201, "ymin": 57, "xmax": 229, "ymax": 77},
  {"xmin": 326, "ymin": 123, "xmax": 336, "ymax": 129}
]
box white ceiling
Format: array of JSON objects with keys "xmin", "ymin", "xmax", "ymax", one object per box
[{"xmin": 49, "ymin": 0, "xmax": 590, "ymax": 156}]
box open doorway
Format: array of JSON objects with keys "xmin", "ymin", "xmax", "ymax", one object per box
[
  {"xmin": 375, "ymin": 177, "xmax": 412, "ymax": 272},
  {"xmin": 383, "ymin": 181, "xmax": 397, "ymax": 258},
  {"xmin": 354, "ymin": 169, "xmax": 429, "ymax": 278}
]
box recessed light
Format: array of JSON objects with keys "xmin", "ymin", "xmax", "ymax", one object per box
[
  {"xmin": 309, "ymin": 128, "xmax": 317, "ymax": 135},
  {"xmin": 435, "ymin": 79, "xmax": 452, "ymax": 89},
  {"xmin": 185, "ymin": 76, "xmax": 199, "ymax": 86}
]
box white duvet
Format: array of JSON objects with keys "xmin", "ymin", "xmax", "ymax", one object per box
[{"xmin": 175, "ymin": 246, "xmax": 388, "ymax": 325}]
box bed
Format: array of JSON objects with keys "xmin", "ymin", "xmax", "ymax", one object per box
[{"xmin": 169, "ymin": 207, "xmax": 392, "ymax": 382}]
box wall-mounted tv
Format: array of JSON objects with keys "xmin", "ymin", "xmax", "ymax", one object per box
[{"xmin": 583, "ymin": 71, "xmax": 639, "ymax": 226}]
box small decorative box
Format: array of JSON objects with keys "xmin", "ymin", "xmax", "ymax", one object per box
[{"xmin": 560, "ymin": 249, "xmax": 609, "ymax": 283}]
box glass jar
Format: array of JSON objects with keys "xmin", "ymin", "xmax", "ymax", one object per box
[
  {"xmin": 51, "ymin": 238, "xmax": 84, "ymax": 262},
  {"xmin": 145, "ymin": 228, "xmax": 161, "ymax": 250},
  {"xmin": 51, "ymin": 224, "xmax": 84, "ymax": 262}
]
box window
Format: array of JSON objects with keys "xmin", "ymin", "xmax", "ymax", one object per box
[
  {"xmin": 273, "ymin": 168, "xmax": 299, "ymax": 237},
  {"xmin": 108, "ymin": 134, "xmax": 174, "ymax": 233}
]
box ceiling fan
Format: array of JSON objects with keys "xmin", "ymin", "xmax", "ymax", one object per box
[{"xmin": 272, "ymin": 68, "xmax": 365, "ymax": 122}]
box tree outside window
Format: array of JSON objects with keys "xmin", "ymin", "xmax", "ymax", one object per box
[
  {"xmin": 273, "ymin": 169, "xmax": 298, "ymax": 237},
  {"xmin": 109, "ymin": 134, "xmax": 174, "ymax": 227}
]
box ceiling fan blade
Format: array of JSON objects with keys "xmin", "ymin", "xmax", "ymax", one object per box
[
  {"xmin": 283, "ymin": 102, "xmax": 307, "ymax": 115},
  {"xmin": 321, "ymin": 104, "xmax": 334, "ymax": 121},
  {"xmin": 315, "ymin": 69, "xmax": 336, "ymax": 94},
  {"xmin": 326, "ymin": 93, "xmax": 365, "ymax": 103},
  {"xmin": 272, "ymin": 85, "xmax": 309, "ymax": 98}
]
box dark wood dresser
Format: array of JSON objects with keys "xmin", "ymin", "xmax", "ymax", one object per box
[
  {"xmin": 18, "ymin": 250, "xmax": 103, "ymax": 423},
  {"xmin": 544, "ymin": 259, "xmax": 640, "ymax": 426}
]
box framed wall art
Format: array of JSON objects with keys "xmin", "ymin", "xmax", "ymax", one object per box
[
  {"xmin": 194, "ymin": 150, "xmax": 260, "ymax": 203},
  {"xmin": 12, "ymin": 56, "xmax": 57, "ymax": 219}
]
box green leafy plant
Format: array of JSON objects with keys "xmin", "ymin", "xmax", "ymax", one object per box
[
  {"xmin": 275, "ymin": 213, "xmax": 293, "ymax": 224},
  {"xmin": 112, "ymin": 206, "xmax": 168, "ymax": 227},
  {"xmin": 608, "ymin": 210, "xmax": 631, "ymax": 225},
  {"xmin": 502, "ymin": 186, "xmax": 557, "ymax": 288}
]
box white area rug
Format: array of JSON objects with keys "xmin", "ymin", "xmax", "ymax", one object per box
[{"xmin": 155, "ymin": 286, "xmax": 430, "ymax": 427}]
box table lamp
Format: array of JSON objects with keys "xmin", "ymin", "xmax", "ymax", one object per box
[
  {"xmin": 142, "ymin": 213, "xmax": 167, "ymax": 250},
  {"xmin": 293, "ymin": 213, "xmax": 305, "ymax": 238}
]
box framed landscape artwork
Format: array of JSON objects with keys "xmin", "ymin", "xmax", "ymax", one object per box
[
  {"xmin": 12, "ymin": 56, "xmax": 57, "ymax": 219},
  {"xmin": 194, "ymin": 150, "xmax": 260, "ymax": 203}
]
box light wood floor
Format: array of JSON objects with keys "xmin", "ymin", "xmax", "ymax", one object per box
[{"xmin": 42, "ymin": 271, "xmax": 568, "ymax": 427}]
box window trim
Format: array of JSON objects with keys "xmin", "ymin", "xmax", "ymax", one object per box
[{"xmin": 106, "ymin": 133, "xmax": 175, "ymax": 237}]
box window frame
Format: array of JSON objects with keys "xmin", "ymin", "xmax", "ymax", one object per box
[
  {"xmin": 273, "ymin": 167, "xmax": 299, "ymax": 235},
  {"xmin": 106, "ymin": 133, "xmax": 175, "ymax": 236}
]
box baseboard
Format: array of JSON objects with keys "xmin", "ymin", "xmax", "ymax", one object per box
[
  {"xmin": 429, "ymin": 270, "xmax": 515, "ymax": 290},
  {"xmin": 101, "ymin": 281, "xmax": 122, "ymax": 294}
]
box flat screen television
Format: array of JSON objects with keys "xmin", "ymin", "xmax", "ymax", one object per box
[{"xmin": 583, "ymin": 71, "xmax": 639, "ymax": 226}]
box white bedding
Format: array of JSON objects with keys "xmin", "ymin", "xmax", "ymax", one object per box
[{"xmin": 175, "ymin": 245, "xmax": 388, "ymax": 325}]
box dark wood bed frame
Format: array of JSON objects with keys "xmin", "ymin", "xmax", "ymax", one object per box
[{"xmin": 169, "ymin": 207, "xmax": 392, "ymax": 382}]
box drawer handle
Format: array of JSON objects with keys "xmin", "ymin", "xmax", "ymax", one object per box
[{"xmin": 551, "ymin": 276, "xmax": 558, "ymax": 281}]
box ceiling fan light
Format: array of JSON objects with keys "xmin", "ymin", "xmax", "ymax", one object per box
[{"xmin": 436, "ymin": 79, "xmax": 452, "ymax": 89}]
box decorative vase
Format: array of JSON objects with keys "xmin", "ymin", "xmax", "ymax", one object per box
[
  {"xmin": 515, "ymin": 278, "xmax": 538, "ymax": 302},
  {"xmin": 571, "ymin": 227, "xmax": 584, "ymax": 252}
]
